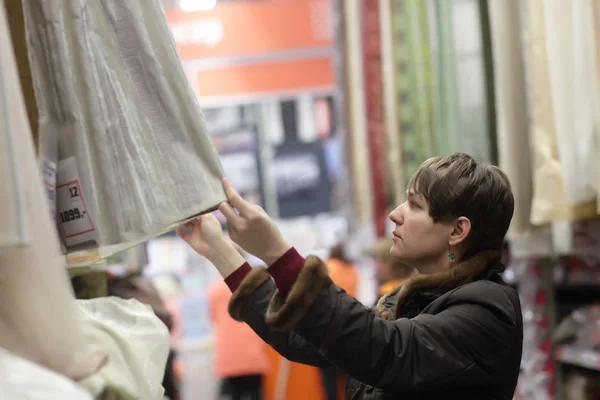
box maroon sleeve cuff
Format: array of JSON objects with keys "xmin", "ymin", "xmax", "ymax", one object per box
[
  {"xmin": 225, "ymin": 262, "xmax": 252, "ymax": 292},
  {"xmin": 267, "ymin": 247, "xmax": 305, "ymax": 298}
]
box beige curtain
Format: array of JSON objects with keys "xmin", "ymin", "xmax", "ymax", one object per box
[
  {"xmin": 488, "ymin": 0, "xmax": 533, "ymax": 237},
  {"xmin": 521, "ymin": 0, "xmax": 597, "ymax": 224},
  {"xmin": 543, "ymin": 0, "xmax": 600, "ymax": 206}
]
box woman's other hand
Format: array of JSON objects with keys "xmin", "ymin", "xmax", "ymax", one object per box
[
  {"xmin": 177, "ymin": 214, "xmax": 246, "ymax": 277},
  {"xmin": 218, "ymin": 178, "xmax": 291, "ymax": 266},
  {"xmin": 176, "ymin": 214, "xmax": 225, "ymax": 260}
]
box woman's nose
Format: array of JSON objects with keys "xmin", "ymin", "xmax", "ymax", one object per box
[{"xmin": 389, "ymin": 203, "xmax": 404, "ymax": 225}]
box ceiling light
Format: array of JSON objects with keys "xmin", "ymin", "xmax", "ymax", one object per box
[{"xmin": 179, "ymin": 0, "xmax": 217, "ymax": 12}]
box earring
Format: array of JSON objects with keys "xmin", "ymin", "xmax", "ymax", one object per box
[{"xmin": 448, "ymin": 245, "xmax": 456, "ymax": 263}]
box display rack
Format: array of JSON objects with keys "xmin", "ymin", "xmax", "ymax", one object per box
[
  {"xmin": 509, "ymin": 220, "xmax": 600, "ymax": 399},
  {"xmin": 555, "ymin": 346, "xmax": 600, "ymax": 372}
]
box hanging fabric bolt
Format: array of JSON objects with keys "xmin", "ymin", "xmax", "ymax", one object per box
[{"xmin": 22, "ymin": 0, "xmax": 227, "ymax": 266}]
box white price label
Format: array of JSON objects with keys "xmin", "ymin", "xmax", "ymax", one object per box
[{"xmin": 56, "ymin": 157, "xmax": 96, "ymax": 247}]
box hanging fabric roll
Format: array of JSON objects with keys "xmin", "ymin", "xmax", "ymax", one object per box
[
  {"xmin": 432, "ymin": 0, "xmax": 460, "ymax": 160},
  {"xmin": 4, "ymin": 0, "xmax": 39, "ymax": 147},
  {"xmin": 1, "ymin": 0, "xmax": 31, "ymax": 251},
  {"xmin": 488, "ymin": 0, "xmax": 534, "ymax": 237},
  {"xmin": 391, "ymin": 0, "xmax": 436, "ymax": 180},
  {"xmin": 380, "ymin": 0, "xmax": 404, "ymax": 205},
  {"xmin": 592, "ymin": 0, "xmax": 600, "ymax": 216},
  {"xmin": 0, "ymin": 1, "xmax": 104, "ymax": 378},
  {"xmin": 23, "ymin": 0, "xmax": 226, "ymax": 266},
  {"xmin": 521, "ymin": 0, "xmax": 597, "ymax": 224},
  {"xmin": 435, "ymin": 0, "xmax": 494, "ymax": 164},
  {"xmin": 479, "ymin": 1, "xmax": 499, "ymax": 165},
  {"xmin": 0, "ymin": 62, "xmax": 29, "ymax": 250},
  {"xmin": 542, "ymin": 0, "xmax": 600, "ymax": 206}
]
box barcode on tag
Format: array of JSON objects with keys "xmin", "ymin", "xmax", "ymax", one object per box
[
  {"xmin": 56, "ymin": 157, "xmax": 97, "ymax": 247},
  {"xmin": 41, "ymin": 159, "xmax": 57, "ymax": 221}
]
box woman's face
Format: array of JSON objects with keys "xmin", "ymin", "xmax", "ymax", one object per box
[{"xmin": 388, "ymin": 191, "xmax": 455, "ymax": 271}]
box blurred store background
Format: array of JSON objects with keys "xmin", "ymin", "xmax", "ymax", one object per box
[
  {"xmin": 6, "ymin": 0, "xmax": 599, "ymax": 399},
  {"xmin": 110, "ymin": 1, "xmax": 600, "ymax": 399}
]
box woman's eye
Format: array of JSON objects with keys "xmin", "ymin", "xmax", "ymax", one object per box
[{"xmin": 409, "ymin": 201, "xmax": 419, "ymax": 209}]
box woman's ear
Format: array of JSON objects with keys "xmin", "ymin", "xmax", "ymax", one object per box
[{"xmin": 449, "ymin": 216, "xmax": 471, "ymax": 247}]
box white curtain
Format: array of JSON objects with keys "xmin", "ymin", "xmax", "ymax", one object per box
[
  {"xmin": 0, "ymin": 22, "xmax": 29, "ymax": 250},
  {"xmin": 23, "ymin": 0, "xmax": 226, "ymax": 264},
  {"xmin": 0, "ymin": 2, "xmax": 103, "ymax": 378}
]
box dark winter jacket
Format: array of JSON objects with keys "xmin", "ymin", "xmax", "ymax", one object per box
[{"xmin": 228, "ymin": 250, "xmax": 523, "ymax": 399}]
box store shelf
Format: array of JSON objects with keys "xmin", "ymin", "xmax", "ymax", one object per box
[
  {"xmin": 552, "ymin": 220, "xmax": 600, "ymax": 258},
  {"xmin": 508, "ymin": 230, "xmax": 553, "ymax": 258},
  {"xmin": 509, "ymin": 220, "xmax": 600, "ymax": 259},
  {"xmin": 555, "ymin": 346, "xmax": 600, "ymax": 372}
]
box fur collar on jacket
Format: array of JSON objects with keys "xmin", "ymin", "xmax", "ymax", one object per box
[{"xmin": 375, "ymin": 250, "xmax": 503, "ymax": 321}]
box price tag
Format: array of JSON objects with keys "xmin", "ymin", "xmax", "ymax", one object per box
[{"xmin": 56, "ymin": 157, "xmax": 97, "ymax": 247}]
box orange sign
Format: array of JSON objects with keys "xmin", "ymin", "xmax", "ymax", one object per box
[
  {"xmin": 166, "ymin": 0, "xmax": 333, "ymax": 60},
  {"xmin": 196, "ymin": 57, "xmax": 334, "ymax": 97}
]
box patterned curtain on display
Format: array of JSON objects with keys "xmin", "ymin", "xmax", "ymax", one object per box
[
  {"xmin": 391, "ymin": 0, "xmax": 436, "ymax": 181},
  {"xmin": 431, "ymin": 0, "xmax": 460, "ymax": 159},
  {"xmin": 434, "ymin": 0, "xmax": 495, "ymax": 163},
  {"xmin": 390, "ymin": 0, "xmax": 496, "ymax": 183}
]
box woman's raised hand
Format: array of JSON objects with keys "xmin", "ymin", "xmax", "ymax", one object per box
[
  {"xmin": 176, "ymin": 214, "xmax": 226, "ymax": 261},
  {"xmin": 177, "ymin": 213, "xmax": 246, "ymax": 278},
  {"xmin": 218, "ymin": 178, "xmax": 291, "ymax": 266}
]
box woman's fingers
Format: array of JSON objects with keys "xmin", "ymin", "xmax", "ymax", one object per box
[
  {"xmin": 176, "ymin": 225, "xmax": 190, "ymax": 241},
  {"xmin": 222, "ymin": 178, "xmax": 252, "ymax": 216},
  {"xmin": 177, "ymin": 217, "xmax": 198, "ymax": 237},
  {"xmin": 218, "ymin": 201, "xmax": 242, "ymax": 225}
]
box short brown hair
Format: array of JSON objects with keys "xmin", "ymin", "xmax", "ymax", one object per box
[{"xmin": 408, "ymin": 153, "xmax": 514, "ymax": 258}]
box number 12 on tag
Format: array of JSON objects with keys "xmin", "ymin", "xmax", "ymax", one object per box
[{"xmin": 56, "ymin": 180, "xmax": 94, "ymax": 238}]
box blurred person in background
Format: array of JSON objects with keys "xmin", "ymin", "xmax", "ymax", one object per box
[
  {"xmin": 321, "ymin": 242, "xmax": 360, "ymax": 400},
  {"xmin": 368, "ymin": 238, "xmax": 416, "ymax": 305},
  {"xmin": 208, "ymin": 277, "xmax": 269, "ymax": 400}
]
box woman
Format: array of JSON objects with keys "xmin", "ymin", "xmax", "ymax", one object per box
[{"xmin": 178, "ymin": 153, "xmax": 523, "ymax": 399}]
